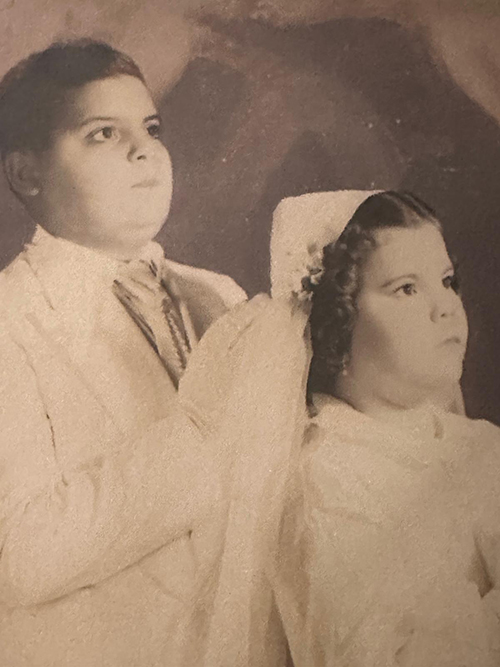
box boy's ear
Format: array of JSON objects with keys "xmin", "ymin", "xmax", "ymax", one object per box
[{"xmin": 3, "ymin": 150, "xmax": 41, "ymax": 198}]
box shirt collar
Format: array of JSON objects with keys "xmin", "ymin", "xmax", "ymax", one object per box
[{"xmin": 25, "ymin": 225, "xmax": 165, "ymax": 314}]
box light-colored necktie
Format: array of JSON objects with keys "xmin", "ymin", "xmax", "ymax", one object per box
[{"xmin": 113, "ymin": 259, "xmax": 192, "ymax": 388}]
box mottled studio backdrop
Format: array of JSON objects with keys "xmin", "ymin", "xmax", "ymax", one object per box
[{"xmin": 0, "ymin": 0, "xmax": 499, "ymax": 423}]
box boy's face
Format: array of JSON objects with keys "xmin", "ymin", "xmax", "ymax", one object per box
[{"xmin": 32, "ymin": 74, "xmax": 173, "ymax": 258}]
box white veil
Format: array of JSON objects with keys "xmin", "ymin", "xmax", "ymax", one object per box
[
  {"xmin": 270, "ymin": 190, "xmax": 381, "ymax": 300},
  {"xmin": 177, "ymin": 297, "xmax": 311, "ymax": 667}
]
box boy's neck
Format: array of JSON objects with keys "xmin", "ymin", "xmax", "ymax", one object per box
[{"xmin": 36, "ymin": 223, "xmax": 152, "ymax": 261}]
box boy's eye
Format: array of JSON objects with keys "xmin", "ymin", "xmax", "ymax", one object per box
[
  {"xmin": 88, "ymin": 126, "xmax": 119, "ymax": 142},
  {"xmin": 394, "ymin": 282, "xmax": 417, "ymax": 297},
  {"xmin": 146, "ymin": 122, "xmax": 161, "ymax": 139}
]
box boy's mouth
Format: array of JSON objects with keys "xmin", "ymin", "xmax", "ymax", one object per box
[{"xmin": 132, "ymin": 178, "xmax": 161, "ymax": 188}]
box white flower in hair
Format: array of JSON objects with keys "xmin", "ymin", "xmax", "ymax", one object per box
[{"xmin": 270, "ymin": 190, "xmax": 382, "ymax": 300}]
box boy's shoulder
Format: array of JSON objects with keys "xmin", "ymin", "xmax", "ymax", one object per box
[{"xmin": 0, "ymin": 250, "xmax": 36, "ymax": 308}]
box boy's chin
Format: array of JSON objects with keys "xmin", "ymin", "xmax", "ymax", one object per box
[{"xmin": 126, "ymin": 216, "xmax": 165, "ymax": 239}]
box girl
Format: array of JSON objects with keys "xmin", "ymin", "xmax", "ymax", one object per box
[
  {"xmin": 181, "ymin": 190, "xmax": 500, "ymax": 666},
  {"xmin": 270, "ymin": 190, "xmax": 500, "ymax": 666}
]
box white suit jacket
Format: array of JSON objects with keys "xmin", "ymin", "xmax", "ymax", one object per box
[{"xmin": 0, "ymin": 234, "xmax": 246, "ymax": 667}]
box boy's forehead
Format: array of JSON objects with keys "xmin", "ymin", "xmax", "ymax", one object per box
[{"xmin": 60, "ymin": 75, "xmax": 157, "ymax": 127}]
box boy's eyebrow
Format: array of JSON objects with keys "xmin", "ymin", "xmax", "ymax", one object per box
[
  {"xmin": 78, "ymin": 116, "xmax": 117, "ymax": 128},
  {"xmin": 78, "ymin": 114, "xmax": 162, "ymax": 129},
  {"xmin": 144, "ymin": 114, "xmax": 161, "ymax": 124}
]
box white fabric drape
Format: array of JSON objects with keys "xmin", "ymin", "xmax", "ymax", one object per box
[{"xmin": 177, "ymin": 295, "xmax": 310, "ymax": 666}]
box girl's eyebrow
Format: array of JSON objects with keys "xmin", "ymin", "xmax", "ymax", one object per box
[
  {"xmin": 382, "ymin": 264, "xmax": 454, "ymax": 289},
  {"xmin": 381, "ymin": 273, "xmax": 418, "ymax": 288},
  {"xmin": 78, "ymin": 113, "xmax": 161, "ymax": 129}
]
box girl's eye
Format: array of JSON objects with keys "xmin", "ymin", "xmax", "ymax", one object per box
[
  {"xmin": 88, "ymin": 126, "xmax": 118, "ymax": 142},
  {"xmin": 146, "ymin": 123, "xmax": 161, "ymax": 139},
  {"xmin": 394, "ymin": 282, "xmax": 417, "ymax": 297},
  {"xmin": 443, "ymin": 273, "xmax": 460, "ymax": 293}
]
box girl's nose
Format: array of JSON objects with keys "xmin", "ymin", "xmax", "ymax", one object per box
[{"xmin": 430, "ymin": 286, "xmax": 458, "ymax": 323}]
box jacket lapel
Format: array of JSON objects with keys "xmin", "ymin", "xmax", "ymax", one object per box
[{"xmin": 2, "ymin": 255, "xmax": 125, "ymax": 438}]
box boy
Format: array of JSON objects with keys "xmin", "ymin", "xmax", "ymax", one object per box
[{"xmin": 0, "ymin": 39, "xmax": 245, "ymax": 666}]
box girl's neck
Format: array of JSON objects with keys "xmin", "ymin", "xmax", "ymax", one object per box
[{"xmin": 335, "ymin": 374, "xmax": 440, "ymax": 439}]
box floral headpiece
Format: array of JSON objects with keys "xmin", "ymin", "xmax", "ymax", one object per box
[{"xmin": 270, "ymin": 190, "xmax": 382, "ymax": 300}]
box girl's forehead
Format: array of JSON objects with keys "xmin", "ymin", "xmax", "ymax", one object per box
[
  {"xmin": 58, "ymin": 75, "xmax": 156, "ymax": 128},
  {"xmin": 363, "ymin": 224, "xmax": 449, "ymax": 282}
]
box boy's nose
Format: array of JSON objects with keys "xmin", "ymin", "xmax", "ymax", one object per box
[
  {"xmin": 129, "ymin": 146, "xmax": 149, "ymax": 161},
  {"xmin": 128, "ymin": 135, "xmax": 154, "ymax": 161}
]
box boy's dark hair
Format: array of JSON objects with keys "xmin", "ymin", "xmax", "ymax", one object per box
[{"xmin": 0, "ymin": 39, "xmax": 145, "ymax": 158}]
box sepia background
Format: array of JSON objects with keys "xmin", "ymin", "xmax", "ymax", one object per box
[{"xmin": 0, "ymin": 0, "xmax": 499, "ymax": 424}]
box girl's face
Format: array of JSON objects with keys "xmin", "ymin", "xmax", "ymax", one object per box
[
  {"xmin": 347, "ymin": 223, "xmax": 468, "ymax": 404},
  {"xmin": 32, "ymin": 74, "xmax": 173, "ymax": 257}
]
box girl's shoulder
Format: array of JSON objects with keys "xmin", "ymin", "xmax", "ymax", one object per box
[{"xmin": 442, "ymin": 411, "xmax": 500, "ymax": 447}]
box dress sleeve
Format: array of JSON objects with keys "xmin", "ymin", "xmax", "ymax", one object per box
[
  {"xmin": 467, "ymin": 421, "xmax": 500, "ymax": 601},
  {"xmin": 178, "ymin": 294, "xmax": 311, "ymax": 667}
]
